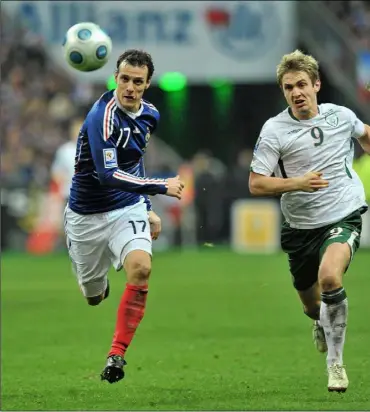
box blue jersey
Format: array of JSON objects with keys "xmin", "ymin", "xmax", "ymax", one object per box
[{"xmin": 68, "ymin": 90, "xmax": 167, "ymax": 215}]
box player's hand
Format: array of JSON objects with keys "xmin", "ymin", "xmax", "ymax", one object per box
[
  {"xmin": 148, "ymin": 210, "xmax": 161, "ymax": 240},
  {"xmin": 298, "ymin": 171, "xmax": 329, "ymax": 192},
  {"xmin": 165, "ymin": 175, "xmax": 185, "ymax": 199}
]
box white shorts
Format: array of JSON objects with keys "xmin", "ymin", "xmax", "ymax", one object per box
[{"xmin": 64, "ymin": 200, "xmax": 152, "ymax": 298}]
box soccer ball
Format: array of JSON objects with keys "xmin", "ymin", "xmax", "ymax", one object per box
[{"xmin": 63, "ymin": 22, "xmax": 112, "ymax": 72}]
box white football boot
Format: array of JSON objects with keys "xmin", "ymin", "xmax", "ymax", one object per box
[
  {"xmin": 327, "ymin": 363, "xmax": 349, "ymax": 392},
  {"xmin": 313, "ymin": 320, "xmax": 327, "ymax": 353}
]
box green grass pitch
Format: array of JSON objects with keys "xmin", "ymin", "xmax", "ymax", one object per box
[{"xmin": 1, "ymin": 249, "xmax": 370, "ymax": 410}]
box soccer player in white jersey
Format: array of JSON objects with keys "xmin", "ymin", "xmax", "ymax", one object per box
[
  {"xmin": 249, "ymin": 50, "xmax": 370, "ymax": 392},
  {"xmin": 64, "ymin": 49, "xmax": 184, "ymax": 383}
]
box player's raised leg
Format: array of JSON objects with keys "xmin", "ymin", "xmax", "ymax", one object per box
[
  {"xmin": 101, "ymin": 249, "xmax": 151, "ymax": 383},
  {"xmin": 318, "ymin": 228, "xmax": 359, "ymax": 393}
]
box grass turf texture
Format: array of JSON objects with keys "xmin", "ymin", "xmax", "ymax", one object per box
[{"xmin": 1, "ymin": 249, "xmax": 370, "ymax": 410}]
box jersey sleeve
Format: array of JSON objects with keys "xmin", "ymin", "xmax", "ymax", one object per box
[
  {"xmin": 343, "ymin": 107, "xmax": 366, "ymax": 139},
  {"xmin": 250, "ymin": 122, "xmax": 281, "ymax": 176},
  {"xmin": 86, "ymin": 105, "xmax": 168, "ymax": 195}
]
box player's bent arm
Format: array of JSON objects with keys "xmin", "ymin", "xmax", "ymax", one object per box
[
  {"xmin": 358, "ymin": 124, "xmax": 370, "ymax": 154},
  {"xmin": 92, "ymin": 149, "xmax": 168, "ymax": 195},
  {"xmin": 87, "ymin": 108, "xmax": 168, "ymax": 196},
  {"xmin": 249, "ymin": 171, "xmax": 303, "ymax": 196},
  {"xmin": 249, "ymin": 125, "xmax": 286, "ymax": 196}
]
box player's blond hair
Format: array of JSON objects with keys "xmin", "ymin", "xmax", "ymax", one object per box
[{"xmin": 277, "ymin": 50, "xmax": 320, "ymax": 86}]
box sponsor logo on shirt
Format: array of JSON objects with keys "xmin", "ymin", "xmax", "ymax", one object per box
[{"xmin": 287, "ymin": 128, "xmax": 302, "ymax": 135}]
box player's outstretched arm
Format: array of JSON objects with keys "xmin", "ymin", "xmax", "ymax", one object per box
[
  {"xmin": 249, "ymin": 171, "xmax": 329, "ymax": 196},
  {"xmin": 358, "ymin": 124, "xmax": 370, "ymax": 154}
]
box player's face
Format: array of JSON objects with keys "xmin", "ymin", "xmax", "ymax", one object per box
[
  {"xmin": 115, "ymin": 63, "xmax": 151, "ymax": 112},
  {"xmin": 281, "ymin": 71, "xmax": 321, "ymax": 120}
]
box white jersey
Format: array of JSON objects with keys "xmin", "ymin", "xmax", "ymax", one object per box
[
  {"xmin": 251, "ymin": 103, "xmax": 367, "ymax": 229},
  {"xmin": 51, "ymin": 141, "xmax": 76, "ymax": 198}
]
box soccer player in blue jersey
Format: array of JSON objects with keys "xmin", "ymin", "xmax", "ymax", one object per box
[{"xmin": 64, "ymin": 49, "xmax": 184, "ymax": 384}]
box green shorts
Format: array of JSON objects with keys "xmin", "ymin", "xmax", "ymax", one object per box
[{"xmin": 281, "ymin": 209, "xmax": 363, "ymax": 291}]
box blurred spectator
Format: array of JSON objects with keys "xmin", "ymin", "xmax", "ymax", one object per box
[
  {"xmin": 224, "ymin": 149, "xmax": 253, "ymax": 202},
  {"xmin": 192, "ymin": 151, "xmax": 226, "ymax": 244},
  {"xmin": 50, "ymin": 118, "xmax": 83, "ymax": 202},
  {"xmin": 222, "ymin": 149, "xmax": 254, "ymax": 240}
]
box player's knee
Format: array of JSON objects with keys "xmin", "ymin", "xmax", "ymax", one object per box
[
  {"xmin": 318, "ymin": 269, "xmax": 341, "ymax": 292},
  {"xmin": 319, "ymin": 277, "xmax": 342, "ymax": 292},
  {"xmin": 127, "ymin": 260, "xmax": 151, "ymax": 285},
  {"xmin": 86, "ymin": 295, "xmax": 104, "ymax": 306},
  {"xmin": 319, "ymin": 256, "xmax": 342, "ymax": 290},
  {"xmin": 319, "ymin": 244, "xmax": 349, "ymax": 288}
]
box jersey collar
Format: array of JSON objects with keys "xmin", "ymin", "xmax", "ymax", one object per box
[
  {"xmin": 113, "ymin": 91, "xmax": 144, "ymax": 119},
  {"xmin": 288, "ymin": 105, "xmax": 320, "ymax": 122}
]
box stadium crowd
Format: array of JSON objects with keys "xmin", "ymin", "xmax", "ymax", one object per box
[
  {"xmin": 1, "ymin": 10, "xmax": 92, "ymax": 189},
  {"xmin": 325, "ymin": 0, "xmax": 370, "ymax": 43},
  {"xmin": 325, "ymin": 0, "xmax": 370, "ymax": 100}
]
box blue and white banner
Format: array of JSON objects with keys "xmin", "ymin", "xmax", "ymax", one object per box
[{"xmin": 3, "ymin": 1, "xmax": 296, "ymax": 83}]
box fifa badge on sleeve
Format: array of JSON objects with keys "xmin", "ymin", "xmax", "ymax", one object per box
[{"xmin": 103, "ymin": 148, "xmax": 118, "ymax": 168}]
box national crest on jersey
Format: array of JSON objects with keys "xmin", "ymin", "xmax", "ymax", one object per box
[{"xmin": 324, "ymin": 110, "xmax": 339, "ymax": 127}]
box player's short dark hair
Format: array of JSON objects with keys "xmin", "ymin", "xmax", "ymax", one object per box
[{"xmin": 115, "ymin": 49, "xmax": 155, "ymax": 81}]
